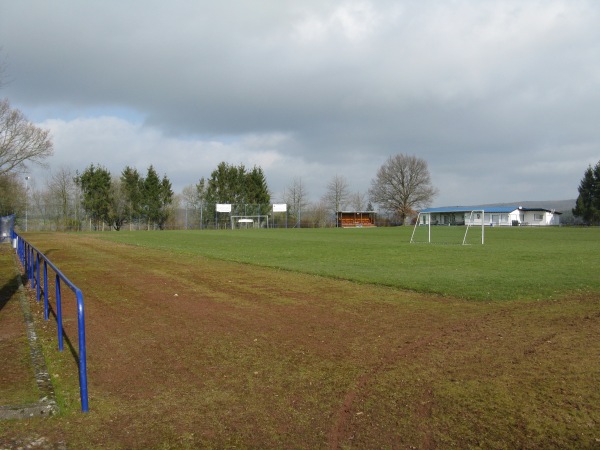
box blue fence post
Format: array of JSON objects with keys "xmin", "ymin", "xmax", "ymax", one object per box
[
  {"xmin": 36, "ymin": 252, "xmax": 41, "ymax": 302},
  {"xmin": 26, "ymin": 245, "xmax": 29, "ymax": 286},
  {"xmin": 55, "ymin": 275, "xmax": 64, "ymax": 352},
  {"xmin": 17, "ymin": 236, "xmax": 22, "ymax": 264},
  {"xmin": 76, "ymin": 289, "xmax": 89, "ymax": 413},
  {"xmin": 22, "ymin": 241, "xmax": 26, "ymax": 273},
  {"xmin": 29, "ymin": 246, "xmax": 34, "ymax": 288},
  {"xmin": 43, "ymin": 261, "xmax": 49, "ymax": 321},
  {"xmin": 25, "ymin": 244, "xmax": 30, "ymax": 285}
]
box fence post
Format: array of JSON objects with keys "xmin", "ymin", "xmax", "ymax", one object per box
[
  {"xmin": 28, "ymin": 246, "xmax": 34, "ymax": 288},
  {"xmin": 76, "ymin": 289, "xmax": 89, "ymax": 412},
  {"xmin": 55, "ymin": 275, "xmax": 64, "ymax": 352},
  {"xmin": 30, "ymin": 246, "xmax": 35, "ymax": 288},
  {"xmin": 43, "ymin": 261, "xmax": 49, "ymax": 320},
  {"xmin": 36, "ymin": 252, "xmax": 41, "ymax": 302}
]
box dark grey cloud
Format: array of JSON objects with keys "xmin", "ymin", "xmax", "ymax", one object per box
[{"xmin": 1, "ymin": 0, "xmax": 599, "ymax": 205}]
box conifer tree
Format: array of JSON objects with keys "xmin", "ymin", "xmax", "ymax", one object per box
[
  {"xmin": 121, "ymin": 166, "xmax": 143, "ymax": 226},
  {"xmin": 75, "ymin": 164, "xmax": 112, "ymax": 229},
  {"xmin": 205, "ymin": 162, "xmax": 271, "ymax": 212},
  {"xmin": 573, "ymin": 161, "xmax": 600, "ymax": 225},
  {"xmin": 140, "ymin": 165, "xmax": 173, "ymax": 229}
]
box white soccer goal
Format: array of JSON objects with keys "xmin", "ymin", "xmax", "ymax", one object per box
[
  {"xmin": 230, "ymin": 215, "xmax": 269, "ymax": 229},
  {"xmin": 410, "ymin": 210, "xmax": 485, "ymax": 245}
]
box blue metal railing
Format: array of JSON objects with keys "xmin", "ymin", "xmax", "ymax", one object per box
[{"xmin": 13, "ymin": 231, "xmax": 89, "ymax": 413}]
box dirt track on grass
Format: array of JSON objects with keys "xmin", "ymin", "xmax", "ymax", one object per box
[{"xmin": 1, "ymin": 234, "xmax": 599, "ymax": 449}]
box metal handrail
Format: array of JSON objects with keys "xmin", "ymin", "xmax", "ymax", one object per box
[{"xmin": 13, "ymin": 231, "xmax": 89, "ymax": 413}]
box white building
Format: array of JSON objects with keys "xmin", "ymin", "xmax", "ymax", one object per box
[{"xmin": 419, "ymin": 206, "xmax": 561, "ymax": 226}]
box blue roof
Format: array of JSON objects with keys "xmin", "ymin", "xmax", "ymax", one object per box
[
  {"xmin": 420, "ymin": 206, "xmax": 519, "ymax": 214},
  {"xmin": 420, "ymin": 205, "xmax": 560, "ymax": 214}
]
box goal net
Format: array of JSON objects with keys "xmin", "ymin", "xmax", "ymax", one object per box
[
  {"xmin": 230, "ymin": 215, "xmax": 269, "ymax": 229},
  {"xmin": 410, "ymin": 210, "xmax": 485, "ymax": 245}
]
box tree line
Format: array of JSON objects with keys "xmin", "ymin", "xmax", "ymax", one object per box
[
  {"xmin": 76, "ymin": 164, "xmax": 174, "ymax": 230},
  {"xmin": 179, "ymin": 155, "xmax": 438, "ymax": 228},
  {"xmin": 73, "ymin": 161, "xmax": 270, "ymax": 230}
]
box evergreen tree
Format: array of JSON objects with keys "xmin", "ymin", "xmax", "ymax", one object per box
[
  {"xmin": 75, "ymin": 164, "xmax": 112, "ymax": 229},
  {"xmin": 205, "ymin": 162, "xmax": 271, "ymax": 210},
  {"xmin": 573, "ymin": 161, "xmax": 600, "ymax": 225},
  {"xmin": 158, "ymin": 174, "xmax": 174, "ymax": 229},
  {"xmin": 206, "ymin": 162, "xmax": 242, "ymax": 205},
  {"xmin": 203, "ymin": 162, "xmax": 271, "ymax": 226},
  {"xmin": 246, "ymin": 166, "xmax": 271, "ymax": 214},
  {"xmin": 140, "ymin": 166, "xmax": 173, "ymax": 230},
  {"xmin": 121, "ymin": 166, "xmax": 143, "ymax": 226}
]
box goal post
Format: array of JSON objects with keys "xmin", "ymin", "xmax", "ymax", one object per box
[
  {"xmin": 230, "ymin": 215, "xmax": 269, "ymax": 229},
  {"xmin": 463, "ymin": 210, "xmax": 485, "ymax": 245},
  {"xmin": 410, "ymin": 210, "xmax": 484, "ymax": 245}
]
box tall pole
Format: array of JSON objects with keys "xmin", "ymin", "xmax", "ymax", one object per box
[{"xmin": 25, "ymin": 176, "xmax": 30, "ymax": 232}]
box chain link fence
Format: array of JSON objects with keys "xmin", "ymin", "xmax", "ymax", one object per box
[{"xmin": 16, "ymin": 200, "xmax": 396, "ymax": 232}]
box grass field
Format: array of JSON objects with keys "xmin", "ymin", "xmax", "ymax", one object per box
[
  {"xmin": 1, "ymin": 226, "xmax": 599, "ymax": 449},
  {"xmin": 99, "ymin": 226, "xmax": 600, "ymax": 300}
]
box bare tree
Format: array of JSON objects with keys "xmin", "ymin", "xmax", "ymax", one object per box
[
  {"xmin": 322, "ymin": 174, "xmax": 349, "ymax": 221},
  {"xmin": 0, "ymin": 98, "xmax": 54, "ymax": 175},
  {"xmin": 47, "ymin": 166, "xmax": 77, "ymax": 230},
  {"xmin": 304, "ymin": 199, "xmax": 330, "ymax": 228},
  {"xmin": 349, "ymin": 191, "xmax": 367, "ymax": 211},
  {"xmin": 369, "ymin": 154, "xmax": 437, "ymax": 225},
  {"xmin": 182, "ymin": 183, "xmax": 200, "ymax": 229},
  {"xmin": 283, "ymin": 177, "xmax": 309, "ymax": 227},
  {"xmin": 195, "ymin": 178, "xmax": 209, "ymax": 228}
]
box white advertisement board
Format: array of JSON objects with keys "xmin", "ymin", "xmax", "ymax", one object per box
[
  {"xmin": 273, "ymin": 203, "xmax": 287, "ymax": 212},
  {"xmin": 216, "ymin": 203, "xmax": 232, "ymax": 213}
]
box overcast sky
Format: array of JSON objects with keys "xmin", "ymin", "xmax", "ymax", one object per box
[{"xmin": 1, "ymin": 0, "xmax": 599, "ymax": 206}]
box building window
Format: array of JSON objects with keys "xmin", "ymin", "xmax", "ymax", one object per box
[{"xmin": 533, "ymin": 213, "xmax": 543, "ymax": 221}]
